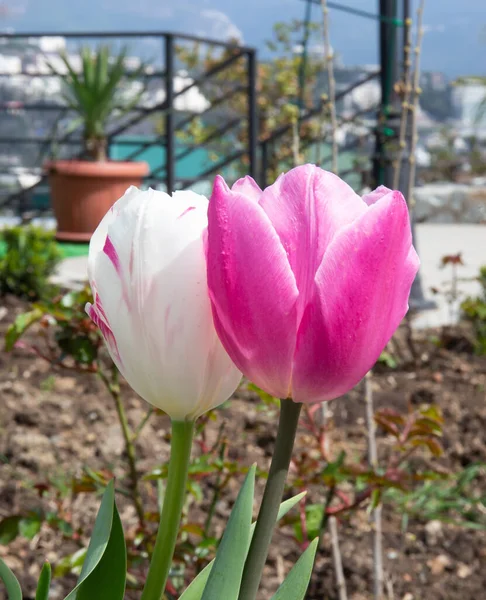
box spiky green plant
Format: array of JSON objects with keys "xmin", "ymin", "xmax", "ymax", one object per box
[{"xmin": 54, "ymin": 46, "xmax": 146, "ymax": 161}]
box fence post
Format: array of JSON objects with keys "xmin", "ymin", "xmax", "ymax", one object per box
[
  {"xmin": 247, "ymin": 49, "xmax": 258, "ymax": 181},
  {"xmin": 260, "ymin": 139, "xmax": 268, "ymax": 189},
  {"xmin": 165, "ymin": 34, "xmax": 175, "ymax": 193}
]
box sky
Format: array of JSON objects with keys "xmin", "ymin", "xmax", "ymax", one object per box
[{"xmin": 2, "ymin": 0, "xmax": 485, "ymax": 78}]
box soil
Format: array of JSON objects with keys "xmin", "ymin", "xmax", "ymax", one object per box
[{"xmin": 0, "ymin": 295, "xmax": 485, "ymax": 600}]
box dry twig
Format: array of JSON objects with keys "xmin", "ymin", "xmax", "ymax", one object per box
[
  {"xmin": 329, "ymin": 516, "xmax": 348, "ymax": 600},
  {"xmin": 320, "ymin": 0, "xmax": 338, "ymax": 173},
  {"xmin": 365, "ymin": 371, "xmax": 384, "ymax": 600}
]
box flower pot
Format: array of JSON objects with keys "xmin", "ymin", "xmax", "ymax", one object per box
[{"xmin": 46, "ymin": 160, "xmax": 150, "ymax": 242}]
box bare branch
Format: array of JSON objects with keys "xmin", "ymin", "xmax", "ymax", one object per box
[
  {"xmin": 405, "ymin": 0, "xmax": 426, "ymax": 215},
  {"xmin": 321, "ymin": 0, "xmax": 339, "ymax": 173},
  {"xmin": 392, "ymin": 13, "xmax": 413, "ymax": 189},
  {"xmin": 329, "ymin": 516, "xmax": 348, "ymax": 600},
  {"xmin": 365, "ymin": 371, "xmax": 384, "ymax": 600}
]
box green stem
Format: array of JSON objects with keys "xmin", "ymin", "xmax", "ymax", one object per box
[
  {"xmin": 238, "ymin": 398, "xmax": 302, "ymax": 600},
  {"xmin": 141, "ymin": 419, "xmax": 194, "ymax": 600}
]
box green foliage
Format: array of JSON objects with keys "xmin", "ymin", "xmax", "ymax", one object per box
[
  {"xmin": 374, "ymin": 404, "xmax": 444, "ymax": 457},
  {"xmin": 174, "ymin": 20, "xmax": 326, "ymax": 181},
  {"xmin": 0, "ymin": 516, "xmax": 23, "ymax": 545},
  {"xmin": 64, "ymin": 480, "xmax": 126, "ymax": 600},
  {"xmin": 180, "ymin": 488, "xmax": 308, "ymax": 600},
  {"xmin": 461, "ymin": 265, "xmax": 486, "ymax": 355},
  {"xmin": 0, "ymin": 504, "xmax": 73, "ymax": 548},
  {"xmin": 293, "ymin": 504, "xmax": 323, "ymax": 544},
  {"xmin": 51, "ymin": 46, "xmax": 148, "ymax": 160},
  {"xmin": 270, "ymin": 538, "xmax": 318, "ymax": 600},
  {"xmin": 378, "ymin": 350, "xmax": 398, "ymax": 369},
  {"xmin": 385, "ymin": 464, "xmax": 486, "ymax": 531},
  {"xmin": 200, "ymin": 465, "xmax": 255, "ymax": 600},
  {"xmin": 5, "ymin": 308, "xmax": 44, "ymax": 351},
  {"xmin": 0, "ymin": 226, "xmax": 61, "ymax": 300},
  {"xmin": 0, "ymin": 557, "xmax": 22, "ymax": 600},
  {"xmin": 5, "ymin": 286, "xmax": 103, "ymax": 367},
  {"xmin": 35, "ymin": 563, "xmax": 52, "ymax": 600}
]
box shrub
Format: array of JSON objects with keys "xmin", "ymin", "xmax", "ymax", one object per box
[
  {"xmin": 0, "ymin": 225, "xmax": 62, "ymax": 300},
  {"xmin": 461, "ymin": 265, "xmax": 486, "ymax": 355}
]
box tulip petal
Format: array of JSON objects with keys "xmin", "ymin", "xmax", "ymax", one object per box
[
  {"xmin": 207, "ymin": 175, "xmax": 299, "ymax": 399},
  {"xmin": 362, "ymin": 185, "xmax": 393, "ymax": 206},
  {"xmin": 89, "ymin": 188, "xmax": 241, "ymax": 420},
  {"xmin": 231, "ymin": 175, "xmax": 263, "ymax": 202},
  {"xmin": 258, "ymin": 165, "xmax": 367, "ymax": 318},
  {"xmin": 292, "ymin": 190, "xmax": 419, "ymax": 403}
]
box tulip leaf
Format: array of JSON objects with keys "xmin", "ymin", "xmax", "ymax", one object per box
[
  {"xmin": 180, "ymin": 490, "xmax": 307, "ymax": 600},
  {"xmin": 75, "ymin": 505, "xmax": 126, "ymax": 600},
  {"xmin": 35, "ymin": 563, "xmax": 51, "ymax": 600},
  {"xmin": 0, "ymin": 557, "xmax": 23, "ymax": 600},
  {"xmin": 64, "ymin": 479, "xmax": 126, "ymax": 600},
  {"xmin": 200, "ymin": 465, "xmax": 256, "ymax": 600},
  {"xmin": 270, "ymin": 537, "xmax": 318, "ymax": 600}
]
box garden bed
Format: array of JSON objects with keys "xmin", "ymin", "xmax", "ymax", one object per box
[{"xmin": 0, "ymin": 295, "xmax": 485, "ymax": 600}]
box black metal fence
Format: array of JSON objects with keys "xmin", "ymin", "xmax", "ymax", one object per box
[
  {"xmin": 0, "ymin": 29, "xmax": 381, "ymax": 216},
  {"xmin": 0, "ymin": 31, "xmax": 257, "ymax": 213}
]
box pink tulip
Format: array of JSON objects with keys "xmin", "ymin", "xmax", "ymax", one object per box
[{"xmin": 206, "ymin": 165, "xmax": 419, "ymax": 404}]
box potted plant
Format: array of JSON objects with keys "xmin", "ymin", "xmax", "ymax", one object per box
[{"xmin": 46, "ymin": 46, "xmax": 149, "ymax": 242}]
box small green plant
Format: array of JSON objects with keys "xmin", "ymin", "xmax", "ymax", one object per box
[
  {"xmin": 52, "ymin": 46, "xmax": 147, "ymax": 161},
  {"xmin": 461, "ymin": 265, "xmax": 486, "ymax": 354},
  {"xmin": 0, "ymin": 225, "xmax": 61, "ymax": 300},
  {"xmin": 385, "ymin": 464, "xmax": 486, "ymax": 531}
]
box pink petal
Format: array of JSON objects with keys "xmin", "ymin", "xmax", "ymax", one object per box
[
  {"xmin": 86, "ymin": 299, "xmax": 121, "ymax": 365},
  {"xmin": 292, "ymin": 190, "xmax": 419, "ymax": 403},
  {"xmin": 258, "ymin": 165, "xmax": 367, "ymax": 319},
  {"xmin": 362, "ymin": 185, "xmax": 393, "ymax": 206},
  {"xmin": 207, "ymin": 175, "xmax": 299, "ymax": 398},
  {"xmin": 231, "ymin": 175, "xmax": 263, "ymax": 202}
]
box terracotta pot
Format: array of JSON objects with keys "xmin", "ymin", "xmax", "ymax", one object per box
[{"xmin": 47, "ymin": 160, "xmax": 149, "ymax": 242}]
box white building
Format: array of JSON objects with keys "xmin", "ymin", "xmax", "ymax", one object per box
[
  {"xmin": 0, "ymin": 54, "xmax": 20, "ymax": 74},
  {"xmin": 451, "ymin": 80, "xmax": 486, "ymax": 133}
]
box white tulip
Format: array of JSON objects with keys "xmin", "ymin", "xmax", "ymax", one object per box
[{"xmin": 87, "ymin": 186, "xmax": 242, "ymax": 421}]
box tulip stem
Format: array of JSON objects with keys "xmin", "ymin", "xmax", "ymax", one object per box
[
  {"xmin": 141, "ymin": 419, "xmax": 194, "ymax": 600},
  {"xmin": 238, "ymin": 398, "xmax": 302, "ymax": 600}
]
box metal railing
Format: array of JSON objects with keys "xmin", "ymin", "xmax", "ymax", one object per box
[
  {"xmin": 259, "ymin": 70, "xmax": 380, "ymax": 188},
  {"xmin": 0, "ymin": 29, "xmax": 381, "ymax": 216},
  {"xmin": 0, "ymin": 30, "xmax": 257, "ymax": 213}
]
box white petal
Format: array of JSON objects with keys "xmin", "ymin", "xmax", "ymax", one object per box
[{"xmin": 88, "ymin": 188, "xmax": 241, "ymax": 420}]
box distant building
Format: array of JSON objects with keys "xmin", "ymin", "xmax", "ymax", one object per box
[
  {"xmin": 316, "ymin": 63, "xmax": 381, "ymax": 117},
  {"xmin": 419, "ymin": 71, "xmax": 454, "ymax": 122},
  {"xmin": 451, "ymin": 79, "xmax": 486, "ymax": 134}
]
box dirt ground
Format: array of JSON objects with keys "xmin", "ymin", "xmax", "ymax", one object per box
[{"xmin": 0, "ymin": 295, "xmax": 484, "ymax": 600}]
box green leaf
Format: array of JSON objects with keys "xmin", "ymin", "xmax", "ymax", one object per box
[
  {"xmin": 293, "ymin": 504, "xmax": 323, "ymax": 544},
  {"xmin": 35, "ymin": 563, "xmax": 51, "ymax": 600},
  {"xmin": 5, "ymin": 308, "xmax": 44, "ymax": 351},
  {"xmin": 75, "ymin": 503, "xmax": 126, "ymax": 600},
  {"xmin": 200, "ymin": 465, "xmax": 256, "ymax": 600},
  {"xmin": 19, "ymin": 513, "xmax": 42, "ymax": 540},
  {"xmin": 0, "ymin": 516, "xmax": 20, "ymax": 544},
  {"xmin": 270, "ymin": 538, "xmax": 318, "ymax": 600},
  {"xmin": 54, "ymin": 548, "xmax": 86, "ymax": 578},
  {"xmin": 0, "ymin": 557, "xmax": 22, "ymax": 599},
  {"xmin": 64, "ymin": 479, "xmax": 126, "ymax": 600},
  {"xmin": 180, "ymin": 490, "xmax": 306, "ymax": 600}
]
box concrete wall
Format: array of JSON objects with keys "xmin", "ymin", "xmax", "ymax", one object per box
[{"xmin": 414, "ymin": 182, "xmax": 486, "ymax": 224}]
